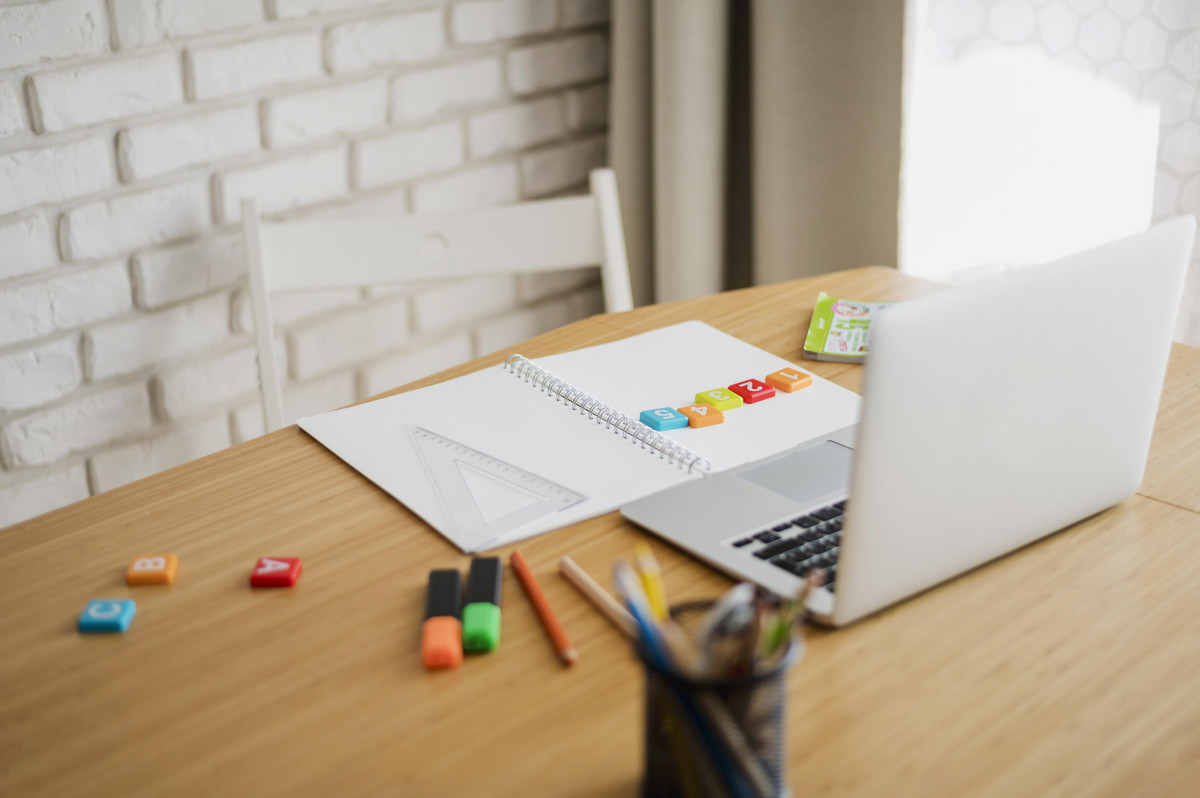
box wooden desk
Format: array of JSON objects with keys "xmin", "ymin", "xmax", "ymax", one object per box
[{"xmin": 3, "ymin": 267, "xmax": 1199, "ymax": 797}]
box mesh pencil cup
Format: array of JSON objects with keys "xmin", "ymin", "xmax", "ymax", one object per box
[{"xmin": 639, "ymin": 601, "xmax": 801, "ymax": 798}]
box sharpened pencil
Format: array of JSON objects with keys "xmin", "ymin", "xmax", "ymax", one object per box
[
  {"xmin": 559, "ymin": 555, "xmax": 636, "ymax": 638},
  {"xmin": 511, "ymin": 549, "xmax": 577, "ymax": 666}
]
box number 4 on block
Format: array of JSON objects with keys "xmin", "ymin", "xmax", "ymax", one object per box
[{"xmin": 678, "ymin": 403, "xmax": 724, "ymax": 428}]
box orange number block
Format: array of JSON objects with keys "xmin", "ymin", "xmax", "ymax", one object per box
[
  {"xmin": 678, "ymin": 403, "xmax": 725, "ymax": 428},
  {"xmin": 727, "ymin": 379, "xmax": 776, "ymax": 404},
  {"xmin": 765, "ymin": 368, "xmax": 812, "ymax": 393},
  {"xmin": 126, "ymin": 554, "xmax": 178, "ymax": 585}
]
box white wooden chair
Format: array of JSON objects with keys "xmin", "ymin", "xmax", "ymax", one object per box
[{"xmin": 242, "ymin": 168, "xmax": 634, "ymax": 433}]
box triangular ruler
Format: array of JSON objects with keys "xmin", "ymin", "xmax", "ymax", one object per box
[{"xmin": 408, "ymin": 425, "xmax": 588, "ymax": 549}]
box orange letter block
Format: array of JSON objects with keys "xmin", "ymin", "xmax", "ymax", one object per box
[
  {"xmin": 126, "ymin": 554, "xmax": 178, "ymax": 585},
  {"xmin": 678, "ymin": 403, "xmax": 725, "ymax": 428},
  {"xmin": 764, "ymin": 368, "xmax": 812, "ymax": 393}
]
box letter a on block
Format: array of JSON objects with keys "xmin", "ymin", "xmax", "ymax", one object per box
[
  {"xmin": 250, "ymin": 557, "xmax": 302, "ymax": 588},
  {"xmin": 126, "ymin": 553, "xmax": 178, "ymax": 585}
]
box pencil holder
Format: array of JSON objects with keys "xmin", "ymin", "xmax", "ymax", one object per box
[{"xmin": 639, "ymin": 601, "xmax": 800, "ymax": 798}]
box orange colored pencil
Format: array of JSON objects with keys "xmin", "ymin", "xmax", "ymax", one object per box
[{"xmin": 511, "ymin": 549, "xmax": 578, "ymax": 666}]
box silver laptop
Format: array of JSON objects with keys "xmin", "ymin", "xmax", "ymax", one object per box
[{"xmin": 621, "ymin": 217, "xmax": 1195, "ymax": 627}]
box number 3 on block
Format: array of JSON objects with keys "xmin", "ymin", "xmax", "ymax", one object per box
[{"xmin": 678, "ymin": 403, "xmax": 725, "ymax": 428}]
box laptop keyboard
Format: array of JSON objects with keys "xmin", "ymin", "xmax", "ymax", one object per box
[{"xmin": 729, "ymin": 500, "xmax": 845, "ymax": 592}]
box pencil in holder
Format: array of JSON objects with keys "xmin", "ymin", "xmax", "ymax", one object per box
[{"xmin": 639, "ymin": 601, "xmax": 800, "ymax": 798}]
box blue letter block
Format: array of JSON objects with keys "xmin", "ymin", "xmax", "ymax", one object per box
[
  {"xmin": 640, "ymin": 407, "xmax": 689, "ymax": 431},
  {"xmin": 78, "ymin": 599, "xmax": 137, "ymax": 634}
]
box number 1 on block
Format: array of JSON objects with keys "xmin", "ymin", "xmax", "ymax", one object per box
[{"xmin": 678, "ymin": 404, "xmax": 724, "ymax": 428}]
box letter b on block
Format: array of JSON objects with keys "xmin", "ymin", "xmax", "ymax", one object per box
[{"xmin": 126, "ymin": 554, "xmax": 178, "ymax": 585}]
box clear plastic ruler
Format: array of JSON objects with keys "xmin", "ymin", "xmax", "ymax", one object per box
[{"xmin": 408, "ymin": 425, "xmax": 588, "ymax": 550}]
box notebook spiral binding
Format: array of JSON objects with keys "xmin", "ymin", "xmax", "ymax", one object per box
[{"xmin": 504, "ymin": 354, "xmax": 712, "ymax": 475}]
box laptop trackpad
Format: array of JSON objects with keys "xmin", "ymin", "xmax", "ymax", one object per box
[{"xmin": 739, "ymin": 441, "xmax": 853, "ymax": 504}]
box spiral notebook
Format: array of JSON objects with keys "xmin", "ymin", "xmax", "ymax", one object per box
[{"xmin": 297, "ymin": 321, "xmax": 862, "ymax": 552}]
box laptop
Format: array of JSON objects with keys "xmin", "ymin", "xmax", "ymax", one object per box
[{"xmin": 621, "ymin": 217, "xmax": 1196, "ymax": 627}]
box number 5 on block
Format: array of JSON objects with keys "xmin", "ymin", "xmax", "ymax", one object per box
[{"xmin": 678, "ymin": 403, "xmax": 724, "ymax": 428}]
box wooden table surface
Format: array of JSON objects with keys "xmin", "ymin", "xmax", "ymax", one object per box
[{"xmin": 3, "ymin": 266, "xmax": 1199, "ymax": 797}]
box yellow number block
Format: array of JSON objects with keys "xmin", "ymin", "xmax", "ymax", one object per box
[
  {"xmin": 678, "ymin": 403, "xmax": 725, "ymax": 428},
  {"xmin": 693, "ymin": 388, "xmax": 743, "ymax": 411},
  {"xmin": 126, "ymin": 554, "xmax": 178, "ymax": 585},
  {"xmin": 765, "ymin": 368, "xmax": 812, "ymax": 393}
]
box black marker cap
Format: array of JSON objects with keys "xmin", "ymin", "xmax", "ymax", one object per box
[
  {"xmin": 425, "ymin": 569, "xmax": 463, "ymax": 620},
  {"xmin": 465, "ymin": 557, "xmax": 503, "ymax": 607}
]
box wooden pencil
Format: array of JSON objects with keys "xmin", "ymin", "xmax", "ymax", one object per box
[
  {"xmin": 511, "ymin": 549, "xmax": 578, "ymax": 665},
  {"xmin": 559, "ymin": 555, "xmax": 636, "ymax": 638}
]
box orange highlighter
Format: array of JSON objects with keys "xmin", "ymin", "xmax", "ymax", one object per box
[{"xmin": 422, "ymin": 569, "xmax": 463, "ymax": 670}]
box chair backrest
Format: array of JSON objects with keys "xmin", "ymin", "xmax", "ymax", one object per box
[{"xmin": 242, "ymin": 168, "xmax": 634, "ymax": 433}]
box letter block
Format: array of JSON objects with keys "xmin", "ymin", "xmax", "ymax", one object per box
[
  {"xmin": 126, "ymin": 554, "xmax": 178, "ymax": 585},
  {"xmin": 250, "ymin": 557, "xmax": 302, "ymax": 588},
  {"xmin": 78, "ymin": 599, "xmax": 137, "ymax": 634}
]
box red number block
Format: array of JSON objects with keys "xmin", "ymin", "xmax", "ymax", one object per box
[
  {"xmin": 727, "ymin": 379, "xmax": 776, "ymax": 404},
  {"xmin": 250, "ymin": 557, "xmax": 302, "ymax": 588}
]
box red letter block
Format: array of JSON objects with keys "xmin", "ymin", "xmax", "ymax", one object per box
[{"xmin": 250, "ymin": 557, "xmax": 302, "ymax": 587}]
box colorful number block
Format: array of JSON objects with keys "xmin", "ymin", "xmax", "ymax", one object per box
[
  {"xmin": 727, "ymin": 379, "xmax": 776, "ymax": 404},
  {"xmin": 126, "ymin": 554, "xmax": 178, "ymax": 585},
  {"xmin": 678, "ymin": 403, "xmax": 725, "ymax": 428},
  {"xmin": 640, "ymin": 407, "xmax": 689, "ymax": 431},
  {"xmin": 78, "ymin": 599, "xmax": 136, "ymax": 634},
  {"xmin": 765, "ymin": 368, "xmax": 812, "ymax": 393},
  {"xmin": 694, "ymin": 388, "xmax": 743, "ymax": 411},
  {"xmin": 250, "ymin": 557, "xmax": 302, "ymax": 588}
]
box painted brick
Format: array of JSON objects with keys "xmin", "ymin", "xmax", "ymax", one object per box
[
  {"xmin": 475, "ymin": 298, "xmax": 573, "ymax": 354},
  {"xmin": 305, "ymin": 186, "xmax": 409, "ymax": 218},
  {"xmin": 28, "ymin": 53, "xmax": 184, "ymax": 133},
  {"xmin": 111, "ymin": 0, "xmax": 262, "ymax": 49},
  {"xmin": 0, "ymin": 0, "xmax": 109, "ymax": 71},
  {"xmin": 272, "ymin": 0, "xmax": 381, "ymax": 17},
  {"xmin": 1, "ymin": 383, "xmax": 153, "ymax": 468},
  {"xmin": 188, "ymin": 33, "xmax": 323, "ymax": 100},
  {"xmin": 118, "ymin": 105, "xmax": 259, "ymax": 181},
  {"xmin": 0, "ymin": 137, "xmax": 115, "ymax": 216},
  {"xmin": 156, "ymin": 346, "xmax": 259, "ymax": 420},
  {"xmin": 360, "ymin": 332, "xmax": 473, "ymax": 397},
  {"xmin": 231, "ymin": 287, "xmax": 361, "ymax": 332},
  {"xmin": 133, "ymin": 234, "xmax": 244, "ymax": 309},
  {"xmin": 60, "ymin": 183, "xmax": 209, "ymax": 261},
  {"xmin": 451, "ymin": 0, "xmax": 557, "ymax": 44},
  {"xmin": 264, "ymin": 79, "xmax": 387, "ymax": 148},
  {"xmin": 289, "ymin": 298, "xmax": 411, "ymax": 379},
  {"xmin": 215, "ymin": 145, "xmax": 348, "ymax": 223},
  {"xmin": 391, "ymin": 58, "xmax": 502, "ymax": 123},
  {"xmin": 518, "ymin": 267, "xmax": 597, "ymax": 303},
  {"xmin": 521, "ymin": 136, "xmax": 606, "ymax": 196},
  {"xmin": 508, "ymin": 34, "xmax": 608, "ymax": 94},
  {"xmin": 0, "ymin": 337, "xmax": 83, "ymax": 413},
  {"xmin": 230, "ymin": 369, "xmax": 356, "ymax": 439},
  {"xmin": 89, "ymin": 416, "xmax": 231, "ymax": 492},
  {"xmin": 0, "ymin": 263, "xmax": 131, "ymax": 348},
  {"xmin": 0, "ymin": 216, "xmax": 57, "ymax": 280},
  {"xmin": 85, "ymin": 293, "xmax": 229, "ymax": 380},
  {"xmin": 326, "ymin": 9, "xmax": 444, "ymax": 73},
  {"xmin": 0, "ymin": 81, "xmax": 22, "ymax": 139},
  {"xmin": 412, "ymin": 162, "xmax": 520, "ymax": 212},
  {"xmin": 412, "ymin": 275, "xmax": 518, "ymax": 334},
  {"xmin": 562, "ymin": 0, "xmax": 610, "ymax": 28},
  {"xmin": 353, "ymin": 122, "xmax": 463, "ymax": 190},
  {"xmin": 566, "ymin": 84, "xmax": 608, "ymax": 130},
  {"xmin": 0, "ymin": 466, "xmax": 91, "ymax": 528},
  {"xmin": 468, "ymin": 97, "xmax": 565, "ymax": 158}
]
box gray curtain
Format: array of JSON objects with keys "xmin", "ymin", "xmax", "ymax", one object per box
[{"xmin": 610, "ymin": 0, "xmax": 905, "ymax": 305}]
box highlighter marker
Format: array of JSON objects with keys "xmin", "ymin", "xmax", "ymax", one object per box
[
  {"xmin": 462, "ymin": 557, "xmax": 503, "ymax": 652},
  {"xmin": 422, "ymin": 569, "xmax": 463, "ymax": 670}
]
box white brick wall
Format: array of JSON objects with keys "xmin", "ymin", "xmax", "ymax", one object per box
[
  {"xmin": 28, "ymin": 53, "xmax": 185, "ymax": 133},
  {"xmin": 0, "ymin": 0, "xmax": 612, "ymax": 528}
]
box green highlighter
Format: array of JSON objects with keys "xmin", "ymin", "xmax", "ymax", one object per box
[{"xmin": 463, "ymin": 557, "xmax": 502, "ymax": 652}]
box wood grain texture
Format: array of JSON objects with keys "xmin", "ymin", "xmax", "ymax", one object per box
[{"xmin": 2, "ymin": 266, "xmax": 1198, "ymax": 797}]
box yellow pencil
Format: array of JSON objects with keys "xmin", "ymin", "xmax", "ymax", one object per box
[{"xmin": 634, "ymin": 542, "xmax": 669, "ymax": 621}]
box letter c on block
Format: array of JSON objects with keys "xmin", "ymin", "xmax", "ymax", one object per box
[{"xmin": 87, "ymin": 602, "xmax": 124, "ymax": 619}]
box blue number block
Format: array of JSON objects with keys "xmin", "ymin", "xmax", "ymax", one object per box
[
  {"xmin": 640, "ymin": 407, "xmax": 689, "ymax": 431},
  {"xmin": 78, "ymin": 599, "xmax": 137, "ymax": 634}
]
